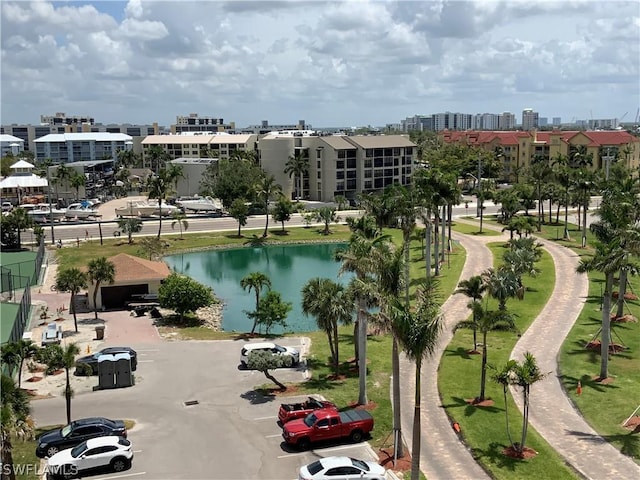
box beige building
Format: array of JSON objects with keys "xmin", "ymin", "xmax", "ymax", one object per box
[
  {"xmin": 87, "ymin": 253, "xmax": 170, "ymax": 310},
  {"xmin": 441, "ymin": 129, "xmax": 640, "ymax": 182},
  {"xmin": 258, "ymin": 132, "xmax": 416, "ymax": 202}
]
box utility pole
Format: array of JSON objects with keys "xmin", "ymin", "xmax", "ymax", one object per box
[
  {"xmin": 46, "ymin": 166, "xmax": 55, "ymax": 244},
  {"xmin": 476, "ymin": 157, "xmax": 483, "ymax": 218}
]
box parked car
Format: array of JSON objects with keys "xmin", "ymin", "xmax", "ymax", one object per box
[
  {"xmin": 1, "ymin": 202, "xmax": 13, "ymax": 213},
  {"xmin": 46, "ymin": 436, "xmax": 133, "ymax": 479},
  {"xmin": 240, "ymin": 342, "xmax": 299, "ymax": 368},
  {"xmin": 74, "ymin": 347, "xmax": 137, "ymax": 375},
  {"xmin": 298, "ymin": 456, "xmax": 386, "ymax": 480},
  {"xmin": 278, "ymin": 397, "xmax": 337, "ymax": 425},
  {"xmin": 282, "ymin": 408, "xmax": 374, "ymax": 450},
  {"xmin": 36, "ymin": 417, "xmax": 127, "ymax": 458}
]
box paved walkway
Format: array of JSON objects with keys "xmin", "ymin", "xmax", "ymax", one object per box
[
  {"xmin": 399, "ymin": 230, "xmax": 505, "ymax": 479},
  {"xmin": 406, "ymin": 216, "xmax": 640, "ymax": 479}
]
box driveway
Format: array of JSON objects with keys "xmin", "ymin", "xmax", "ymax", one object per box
[{"xmin": 31, "ymin": 339, "xmax": 382, "ymax": 480}]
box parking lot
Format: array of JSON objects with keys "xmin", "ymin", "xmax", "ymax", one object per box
[{"xmin": 31, "ymin": 339, "xmax": 383, "ymax": 480}]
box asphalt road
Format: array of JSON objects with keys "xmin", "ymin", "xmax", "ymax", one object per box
[{"xmin": 31, "ymin": 340, "xmax": 380, "ymax": 480}]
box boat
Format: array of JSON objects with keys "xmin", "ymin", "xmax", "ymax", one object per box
[
  {"xmin": 176, "ymin": 196, "xmax": 223, "ymax": 213},
  {"xmin": 115, "ymin": 201, "xmax": 146, "ymax": 217},
  {"xmin": 115, "ymin": 200, "xmax": 180, "ymax": 217},
  {"xmin": 27, "ymin": 204, "xmax": 66, "ymax": 223},
  {"xmin": 65, "ymin": 202, "xmax": 100, "ymax": 220}
]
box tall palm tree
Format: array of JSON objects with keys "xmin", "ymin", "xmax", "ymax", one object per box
[
  {"xmin": 0, "ymin": 340, "xmax": 38, "ymax": 388},
  {"xmin": 54, "ymin": 163, "xmax": 73, "ymax": 201},
  {"xmin": 528, "ymin": 155, "xmax": 552, "ymax": 231},
  {"xmin": 54, "ymin": 268, "xmax": 88, "ymax": 332},
  {"xmin": 391, "ymin": 279, "xmax": 443, "ymax": 480},
  {"xmin": 240, "ymin": 272, "xmax": 272, "ymax": 334},
  {"xmin": 255, "ymin": 174, "xmax": 282, "ymax": 237},
  {"xmin": 61, "ymin": 343, "xmax": 80, "ymax": 424},
  {"xmin": 147, "ymin": 168, "xmax": 175, "ymax": 238},
  {"xmin": 482, "ymin": 267, "xmax": 521, "ymax": 311},
  {"xmin": 1, "ymin": 374, "xmax": 33, "ymax": 480},
  {"xmin": 69, "ymin": 172, "xmax": 85, "ymax": 201},
  {"xmin": 284, "ymin": 150, "xmax": 309, "ymax": 201},
  {"xmin": 301, "ymin": 278, "xmax": 353, "ymax": 377},
  {"xmin": 146, "ymin": 145, "xmax": 170, "ymax": 172},
  {"xmin": 87, "ymin": 257, "xmax": 116, "ymax": 320},
  {"xmin": 552, "ymin": 153, "xmax": 572, "ymax": 239},
  {"xmin": 117, "ymin": 149, "xmax": 138, "ymax": 169},
  {"xmin": 8, "ymin": 208, "xmax": 33, "ymax": 250},
  {"xmin": 456, "ymin": 303, "xmax": 516, "ymax": 402},
  {"xmin": 455, "ymin": 275, "xmax": 486, "ymax": 352},
  {"xmin": 171, "ymin": 211, "xmax": 189, "ymax": 239}
]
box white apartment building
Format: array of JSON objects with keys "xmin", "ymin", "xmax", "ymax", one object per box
[
  {"xmin": 172, "ymin": 113, "xmax": 235, "ymax": 134},
  {"xmin": 141, "ymin": 133, "xmax": 258, "ymax": 170},
  {"xmin": 258, "ymin": 132, "xmax": 415, "ymax": 202},
  {"xmin": 522, "ymin": 108, "xmax": 539, "ymax": 130},
  {"xmin": 34, "ymin": 132, "xmax": 133, "ymax": 164},
  {"xmin": 498, "ymin": 112, "xmax": 516, "ymax": 129},
  {"xmin": 0, "ymin": 134, "xmax": 25, "ymax": 157}
]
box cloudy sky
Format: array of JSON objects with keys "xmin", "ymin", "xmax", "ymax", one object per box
[{"xmin": 2, "ymin": 0, "xmax": 639, "ymax": 128}]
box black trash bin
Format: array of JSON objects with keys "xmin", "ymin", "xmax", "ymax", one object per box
[{"xmin": 95, "ymin": 325, "xmax": 105, "ymax": 340}]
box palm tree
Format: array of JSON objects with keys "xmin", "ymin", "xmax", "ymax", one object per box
[
  {"xmin": 54, "ymin": 163, "xmax": 73, "ymax": 200},
  {"xmin": 8, "ymin": 208, "xmax": 33, "ymax": 250},
  {"xmin": 528, "ymin": 154, "xmax": 552, "ymax": 231},
  {"xmin": 455, "ymin": 275, "xmax": 486, "ymax": 352},
  {"xmin": 69, "ymin": 172, "xmax": 85, "ymax": 200},
  {"xmin": 229, "ymin": 198, "xmax": 249, "ymax": 237},
  {"xmin": 240, "ymin": 272, "xmax": 272, "ymax": 334},
  {"xmin": 117, "ymin": 217, "xmax": 143, "ymax": 244},
  {"xmin": 301, "ymin": 278, "xmax": 353, "ymax": 377},
  {"xmin": 146, "ymin": 145, "xmax": 170, "ymax": 172},
  {"xmin": 171, "ymin": 211, "xmax": 189, "ymax": 239},
  {"xmin": 61, "ymin": 343, "xmax": 80, "ymax": 424},
  {"xmin": 54, "ymin": 268, "xmax": 88, "ymax": 332},
  {"xmin": 456, "ymin": 303, "xmax": 516, "ymax": 402},
  {"xmin": 313, "ymin": 207, "xmax": 340, "ymax": 235},
  {"xmin": 0, "ymin": 340, "xmax": 38, "ymax": 388},
  {"xmin": 552, "ymin": 153, "xmax": 572, "ymax": 239},
  {"xmin": 284, "ymin": 150, "xmax": 309, "ymax": 201},
  {"xmin": 166, "ymin": 162, "xmax": 184, "ymax": 195},
  {"xmin": 1, "ymin": 374, "xmax": 33, "ymax": 480},
  {"xmin": 391, "ymin": 279, "xmax": 443, "ymax": 480},
  {"xmin": 117, "ymin": 149, "xmax": 139, "ymax": 169},
  {"xmin": 87, "ymin": 257, "xmax": 116, "ymax": 320},
  {"xmin": 482, "ymin": 267, "xmax": 521, "ymax": 311},
  {"xmin": 147, "ymin": 168, "xmax": 174, "ymax": 239},
  {"xmin": 255, "ymin": 174, "xmax": 282, "ymax": 237}
]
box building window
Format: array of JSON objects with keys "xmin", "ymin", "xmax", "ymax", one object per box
[
  {"xmin": 346, "ymin": 179, "xmax": 356, "ymax": 190},
  {"xmin": 364, "ymin": 159, "xmax": 372, "ymax": 168},
  {"xmin": 366, "ymin": 149, "xmax": 373, "ymax": 157},
  {"xmin": 346, "ymin": 170, "xmax": 356, "ymax": 179},
  {"xmin": 336, "ymin": 171, "xmax": 344, "ymax": 180},
  {"xmin": 317, "ymin": 161, "xmax": 321, "ymax": 169},
  {"xmin": 346, "ymin": 158, "xmax": 356, "ymax": 169},
  {"xmin": 364, "ymin": 180, "xmax": 372, "ymax": 189},
  {"xmin": 337, "ymin": 160, "xmax": 345, "ymax": 169},
  {"xmin": 316, "ymin": 150, "xmax": 321, "ymax": 159},
  {"xmin": 338, "ymin": 150, "xmax": 346, "ymax": 159},
  {"xmin": 336, "ymin": 181, "xmax": 345, "ymax": 191}
]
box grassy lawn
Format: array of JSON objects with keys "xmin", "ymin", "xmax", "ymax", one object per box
[
  {"xmin": 451, "ymin": 221, "xmax": 501, "ymax": 236},
  {"xmin": 438, "ymin": 243, "xmax": 580, "ymax": 479}
]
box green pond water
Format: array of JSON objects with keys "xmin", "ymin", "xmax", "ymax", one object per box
[{"xmin": 164, "ymin": 243, "xmax": 352, "ymax": 333}]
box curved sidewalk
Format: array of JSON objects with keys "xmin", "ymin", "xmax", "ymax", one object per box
[
  {"xmin": 510, "ymin": 238, "xmax": 640, "ymax": 479},
  {"xmin": 399, "ymin": 231, "xmax": 504, "ymax": 479}
]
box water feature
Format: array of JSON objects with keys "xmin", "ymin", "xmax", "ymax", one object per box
[{"xmin": 164, "ymin": 243, "xmax": 352, "ymax": 333}]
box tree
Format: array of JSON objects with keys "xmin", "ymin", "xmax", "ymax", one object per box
[
  {"xmin": 171, "ymin": 211, "xmax": 189, "ymax": 239},
  {"xmin": 158, "ymin": 272, "xmax": 215, "ymax": 323},
  {"xmin": 301, "ymin": 278, "xmax": 353, "ymax": 377},
  {"xmin": 284, "ymin": 150, "xmax": 309, "ymax": 201},
  {"xmin": 61, "ymin": 343, "xmax": 80, "ymax": 424},
  {"xmin": 117, "ymin": 217, "xmax": 143, "ymax": 244},
  {"xmin": 482, "ymin": 267, "xmax": 521, "ymax": 311},
  {"xmin": 456, "ymin": 303, "xmax": 516, "ymax": 402},
  {"xmin": 229, "ymin": 198, "xmax": 249, "ymax": 236},
  {"xmin": 201, "ymin": 158, "xmax": 262, "ymax": 209},
  {"xmin": 246, "ymin": 349, "xmax": 292, "ymax": 390},
  {"xmin": 247, "ymin": 290, "xmax": 291, "ymax": 335},
  {"xmin": 455, "ymin": 275, "xmax": 486, "ymax": 352},
  {"xmin": 6, "ymin": 208, "xmax": 33, "ymax": 250},
  {"xmin": 255, "ymin": 174, "xmax": 282, "ymax": 237},
  {"xmin": 146, "ymin": 145, "xmax": 170, "ymax": 172},
  {"xmin": 54, "ymin": 268, "xmax": 88, "ymax": 332},
  {"xmin": 552, "ymin": 153, "xmax": 572, "ymax": 240},
  {"xmin": 493, "ymin": 352, "xmax": 546, "ymax": 457},
  {"xmin": 391, "ymin": 279, "xmax": 443, "ymax": 480},
  {"xmin": 240, "ymin": 272, "xmax": 272, "ymax": 334},
  {"xmin": 69, "ymin": 172, "xmax": 85, "ymax": 200},
  {"xmin": 1, "ymin": 374, "xmax": 33, "ymax": 480},
  {"xmin": 0, "ymin": 340, "xmax": 38, "ymax": 388},
  {"xmin": 87, "ymin": 257, "xmax": 116, "ymax": 320},
  {"xmin": 528, "ymin": 155, "xmax": 552, "ymax": 231},
  {"xmin": 271, "ymin": 196, "xmax": 294, "ymax": 232},
  {"xmin": 147, "ymin": 168, "xmax": 175, "ymax": 239},
  {"xmin": 117, "ymin": 149, "xmax": 139, "ymax": 169},
  {"xmin": 138, "ymin": 237, "xmax": 168, "ymax": 261},
  {"xmin": 313, "ymin": 207, "xmax": 340, "ymax": 235}
]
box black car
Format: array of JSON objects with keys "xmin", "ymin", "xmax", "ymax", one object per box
[
  {"xmin": 36, "ymin": 417, "xmax": 127, "ymax": 458},
  {"xmin": 75, "ymin": 347, "xmax": 138, "ymax": 375}
]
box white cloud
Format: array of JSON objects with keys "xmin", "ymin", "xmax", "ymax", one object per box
[{"xmin": 1, "ymin": 0, "xmax": 638, "ymax": 127}]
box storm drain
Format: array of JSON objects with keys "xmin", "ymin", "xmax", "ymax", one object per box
[{"xmin": 183, "ymin": 400, "xmax": 199, "ymax": 407}]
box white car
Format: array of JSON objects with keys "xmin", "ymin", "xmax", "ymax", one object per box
[
  {"xmin": 298, "ymin": 456, "xmax": 386, "ymax": 480},
  {"xmin": 240, "ymin": 342, "xmax": 300, "ymax": 368},
  {"xmin": 46, "ymin": 436, "xmax": 133, "ymax": 479}
]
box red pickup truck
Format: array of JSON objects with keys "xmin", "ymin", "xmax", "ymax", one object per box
[
  {"xmin": 282, "ymin": 408, "xmax": 374, "ymax": 450},
  {"xmin": 278, "ymin": 397, "xmax": 337, "ymax": 424}
]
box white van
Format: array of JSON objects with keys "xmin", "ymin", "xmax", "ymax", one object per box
[{"xmin": 240, "ymin": 342, "xmax": 300, "ymax": 368}]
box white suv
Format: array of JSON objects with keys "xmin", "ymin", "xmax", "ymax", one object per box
[
  {"xmin": 47, "ymin": 436, "xmax": 133, "ymax": 479},
  {"xmin": 240, "ymin": 342, "xmax": 300, "ymax": 368}
]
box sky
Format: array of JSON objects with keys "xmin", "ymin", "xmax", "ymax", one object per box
[{"xmin": 1, "ymin": 0, "xmax": 639, "ymax": 128}]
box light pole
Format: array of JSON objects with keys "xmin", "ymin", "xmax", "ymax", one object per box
[
  {"xmin": 46, "ymin": 166, "xmax": 55, "ymax": 244},
  {"xmin": 477, "ymin": 156, "xmax": 483, "ymax": 218},
  {"xmin": 604, "ymin": 146, "xmax": 613, "ymax": 181}
]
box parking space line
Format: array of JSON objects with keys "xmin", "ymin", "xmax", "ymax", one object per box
[
  {"xmin": 93, "ymin": 472, "xmax": 146, "ymax": 480},
  {"xmin": 137, "ymin": 360, "xmax": 154, "ymax": 363},
  {"xmin": 265, "ymin": 434, "xmax": 282, "ymax": 438},
  {"xmin": 133, "ymin": 450, "xmax": 143, "ymax": 453},
  {"xmin": 277, "ymin": 443, "xmax": 371, "ymax": 459},
  {"xmin": 253, "ymin": 415, "xmax": 277, "ymax": 421}
]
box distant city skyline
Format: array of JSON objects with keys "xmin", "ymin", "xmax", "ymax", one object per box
[{"xmin": 1, "ymin": 1, "xmax": 638, "ymax": 126}]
